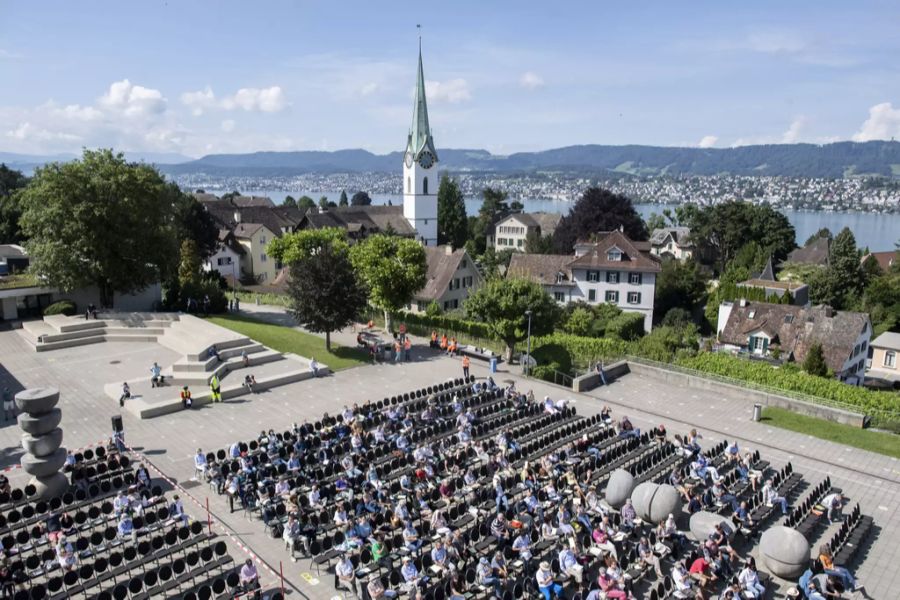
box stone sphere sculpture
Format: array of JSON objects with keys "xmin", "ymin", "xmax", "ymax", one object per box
[
  {"xmin": 604, "ymin": 469, "xmax": 635, "ymax": 509},
  {"xmin": 631, "ymin": 482, "xmax": 682, "ymax": 524},
  {"xmin": 689, "ymin": 511, "xmax": 735, "ymax": 542},
  {"xmin": 759, "ymin": 526, "xmax": 810, "ymax": 579},
  {"xmin": 16, "ymin": 388, "xmax": 68, "ymax": 500}
]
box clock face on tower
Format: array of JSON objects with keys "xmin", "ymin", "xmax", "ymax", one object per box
[
  {"xmin": 404, "ymin": 151, "xmax": 414, "ymax": 168},
  {"xmin": 417, "ymin": 151, "xmax": 434, "ymax": 169}
]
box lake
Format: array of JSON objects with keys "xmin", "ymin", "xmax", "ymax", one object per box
[{"xmin": 247, "ymin": 190, "xmax": 900, "ymax": 252}]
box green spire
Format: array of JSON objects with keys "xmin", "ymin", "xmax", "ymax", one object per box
[{"xmin": 407, "ymin": 39, "xmax": 438, "ymax": 161}]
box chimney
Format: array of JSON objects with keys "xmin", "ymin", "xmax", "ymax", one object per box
[
  {"xmin": 739, "ymin": 298, "xmax": 747, "ymax": 308},
  {"xmin": 445, "ymin": 245, "xmax": 453, "ymax": 256},
  {"xmin": 233, "ymin": 209, "xmax": 242, "ymax": 224},
  {"xmin": 824, "ymin": 306, "xmax": 834, "ymax": 318}
]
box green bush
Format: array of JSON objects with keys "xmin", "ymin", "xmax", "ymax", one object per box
[
  {"xmin": 531, "ymin": 342, "xmax": 573, "ymax": 374},
  {"xmin": 606, "ymin": 312, "xmax": 646, "ymax": 341},
  {"xmin": 676, "ymin": 352, "xmax": 900, "ymax": 427},
  {"xmin": 163, "ymin": 279, "xmax": 228, "ymax": 314},
  {"xmin": 532, "ymin": 333, "xmax": 627, "ymax": 370},
  {"xmin": 531, "ymin": 365, "xmax": 560, "ymax": 383},
  {"xmin": 43, "ymin": 300, "xmax": 76, "ymax": 316}
]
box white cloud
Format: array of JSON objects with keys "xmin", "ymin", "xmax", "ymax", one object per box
[
  {"xmin": 222, "ymin": 86, "xmax": 288, "ymax": 112},
  {"xmin": 180, "ymin": 86, "xmax": 217, "ymax": 116},
  {"xmin": 781, "ymin": 116, "xmax": 808, "ymax": 143},
  {"xmin": 99, "ymin": 79, "xmax": 166, "ymax": 117},
  {"xmin": 221, "ymin": 119, "xmax": 236, "ymax": 133},
  {"xmin": 424, "ymin": 79, "xmax": 472, "ymax": 104},
  {"xmin": 852, "ymin": 102, "xmax": 900, "ymax": 142},
  {"xmin": 519, "ymin": 71, "xmax": 545, "ymax": 90},
  {"xmin": 6, "ymin": 122, "xmax": 80, "ymax": 142},
  {"xmin": 698, "ymin": 135, "xmax": 718, "ymax": 148},
  {"xmin": 359, "ymin": 82, "xmax": 380, "ymax": 97}
]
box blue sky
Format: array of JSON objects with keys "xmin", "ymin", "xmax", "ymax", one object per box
[{"xmin": 2, "ymin": 0, "xmax": 899, "ymax": 158}]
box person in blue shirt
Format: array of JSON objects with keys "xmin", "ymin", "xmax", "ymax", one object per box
[
  {"xmin": 403, "ymin": 522, "xmax": 422, "ymax": 554},
  {"xmin": 150, "ymin": 362, "xmax": 162, "ymax": 387},
  {"xmin": 431, "ymin": 540, "xmax": 449, "ymax": 573},
  {"xmin": 117, "ymin": 513, "xmax": 134, "ymax": 540},
  {"xmin": 558, "ymin": 547, "xmax": 583, "ymax": 583},
  {"xmin": 535, "ymin": 561, "xmax": 563, "ymax": 600}
]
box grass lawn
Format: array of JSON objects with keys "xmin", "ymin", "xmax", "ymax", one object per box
[
  {"xmin": 761, "ymin": 406, "xmax": 900, "ymax": 459},
  {"xmin": 208, "ymin": 314, "xmax": 369, "ymax": 371}
]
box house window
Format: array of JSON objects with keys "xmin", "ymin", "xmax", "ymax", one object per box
[
  {"xmin": 861, "ymin": 340, "xmax": 867, "ymax": 352},
  {"xmin": 853, "ymin": 344, "xmax": 860, "ymax": 357},
  {"xmin": 216, "ymin": 257, "xmax": 232, "ymax": 266},
  {"xmin": 554, "ymin": 292, "xmax": 565, "ymax": 302},
  {"xmin": 417, "ymin": 301, "xmax": 426, "ymax": 312},
  {"xmin": 444, "ymin": 301, "xmax": 451, "ymax": 311},
  {"xmin": 588, "ymin": 289, "xmax": 596, "ymax": 302},
  {"xmin": 556, "ymin": 272, "xmax": 565, "ymax": 284},
  {"xmin": 629, "ymin": 272, "xmax": 642, "ymax": 285},
  {"xmin": 587, "ymin": 271, "xmax": 599, "ymax": 282},
  {"xmin": 259, "ymin": 235, "xmax": 266, "ymax": 244},
  {"xmin": 453, "ymin": 278, "xmax": 460, "ymax": 290},
  {"xmin": 607, "ymin": 249, "xmax": 622, "ymax": 261},
  {"xmin": 749, "ymin": 336, "xmax": 768, "ymax": 353},
  {"xmin": 606, "ymin": 272, "xmax": 619, "ymax": 284},
  {"xmin": 461, "ymin": 259, "xmax": 467, "ymax": 269},
  {"xmin": 517, "ymin": 239, "xmax": 523, "ymax": 247},
  {"xmin": 605, "ymin": 291, "xmax": 619, "ymax": 304},
  {"xmin": 885, "ymin": 350, "xmax": 897, "ymax": 368},
  {"xmin": 423, "ymin": 177, "xmax": 429, "ymax": 195},
  {"xmin": 627, "ymin": 292, "xmax": 641, "ymax": 304}
]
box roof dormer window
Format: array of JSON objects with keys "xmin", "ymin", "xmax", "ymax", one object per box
[
  {"xmin": 607, "ymin": 249, "xmax": 622, "ymax": 262},
  {"xmin": 556, "ymin": 271, "xmax": 565, "ymax": 284}
]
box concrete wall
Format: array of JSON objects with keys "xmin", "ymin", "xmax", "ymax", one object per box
[
  {"xmin": 625, "ymin": 360, "xmax": 866, "ymax": 428},
  {"xmin": 572, "ymin": 360, "xmax": 630, "ymax": 392},
  {"xmin": 62, "ymin": 283, "xmax": 162, "ymax": 312}
]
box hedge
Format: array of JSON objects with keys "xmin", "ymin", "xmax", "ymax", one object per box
[
  {"xmin": 43, "ymin": 300, "xmax": 76, "ymax": 316},
  {"xmin": 676, "ymin": 353, "xmax": 900, "ymax": 429},
  {"xmin": 532, "ymin": 333, "xmax": 627, "ymax": 369}
]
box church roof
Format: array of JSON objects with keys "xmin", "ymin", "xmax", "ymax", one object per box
[{"xmin": 406, "ymin": 42, "xmax": 438, "ymax": 161}]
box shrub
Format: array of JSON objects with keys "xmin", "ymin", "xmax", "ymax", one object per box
[
  {"xmin": 531, "ymin": 333, "xmax": 627, "ymax": 370},
  {"xmin": 43, "ymin": 300, "xmax": 76, "ymax": 316},
  {"xmin": 531, "ymin": 342, "xmax": 573, "ymax": 374},
  {"xmin": 606, "ymin": 312, "xmax": 646, "ymax": 341}
]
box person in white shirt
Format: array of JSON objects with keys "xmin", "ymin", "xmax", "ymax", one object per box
[
  {"xmin": 194, "ymin": 449, "xmax": 207, "ymax": 479},
  {"xmin": 738, "ymin": 558, "xmax": 765, "ymax": 598},
  {"xmin": 535, "ymin": 561, "xmax": 563, "ymax": 600},
  {"xmin": 335, "ymin": 555, "xmax": 356, "ymax": 594},
  {"xmin": 310, "ymin": 358, "xmax": 320, "ymax": 377},
  {"xmin": 762, "ymin": 480, "xmax": 789, "ymax": 515},
  {"xmin": 558, "ymin": 546, "xmax": 583, "ymax": 583},
  {"xmin": 821, "ymin": 492, "xmax": 843, "ymax": 522}
]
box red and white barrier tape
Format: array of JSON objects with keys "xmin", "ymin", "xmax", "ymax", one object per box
[{"xmin": 124, "ymin": 444, "xmax": 283, "ymax": 596}]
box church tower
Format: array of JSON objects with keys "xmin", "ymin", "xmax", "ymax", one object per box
[{"xmin": 402, "ymin": 40, "xmax": 439, "ymax": 246}]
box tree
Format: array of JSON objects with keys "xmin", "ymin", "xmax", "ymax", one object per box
[
  {"xmin": 18, "ymin": 149, "xmax": 177, "ymax": 307},
  {"xmin": 479, "ymin": 247, "xmax": 515, "ymax": 279},
  {"xmin": 319, "ymin": 196, "xmax": 337, "ymax": 209},
  {"xmin": 645, "ymin": 212, "xmax": 667, "ymax": 232},
  {"xmin": 686, "ymin": 202, "xmax": 795, "ymax": 271},
  {"xmin": 269, "ymin": 227, "xmax": 347, "ymax": 264},
  {"xmin": 170, "ymin": 186, "xmax": 219, "ymax": 259},
  {"xmin": 437, "ymin": 175, "xmax": 468, "ymax": 248},
  {"xmin": 563, "ymin": 306, "xmax": 595, "ymax": 336},
  {"xmin": 0, "ymin": 164, "xmax": 28, "ymax": 244},
  {"xmin": 809, "ymin": 227, "xmax": 863, "ymax": 309},
  {"xmin": 525, "ymin": 231, "xmax": 554, "ymax": 254},
  {"xmin": 284, "ymin": 232, "xmax": 367, "ymax": 350},
  {"xmin": 350, "ymin": 191, "xmax": 372, "ymax": 206},
  {"xmin": 469, "ymin": 187, "xmax": 511, "ymax": 256},
  {"xmin": 297, "ymin": 196, "xmax": 316, "ymax": 211},
  {"xmin": 653, "ymin": 259, "xmax": 708, "ymax": 324},
  {"xmin": 339, "ymin": 190, "xmax": 349, "ymax": 206},
  {"xmin": 804, "ymin": 227, "xmax": 833, "ymax": 246},
  {"xmin": 282, "ymin": 195, "xmax": 297, "ymax": 208},
  {"xmin": 802, "ymin": 342, "xmax": 828, "ymax": 377},
  {"xmin": 221, "ymin": 190, "xmax": 241, "ymax": 202},
  {"xmin": 178, "ymin": 239, "xmax": 201, "ymax": 286},
  {"xmin": 465, "ymin": 277, "xmax": 560, "ymax": 360},
  {"xmin": 349, "ymin": 234, "xmax": 427, "ymax": 331},
  {"xmin": 553, "ymin": 187, "xmax": 648, "ymax": 253}
]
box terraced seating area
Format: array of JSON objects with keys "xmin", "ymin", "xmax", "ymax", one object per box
[{"xmin": 0, "ymin": 447, "xmax": 256, "ymax": 599}]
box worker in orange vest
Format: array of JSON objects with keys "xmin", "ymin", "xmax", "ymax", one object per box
[
  {"xmin": 462, "ymin": 355, "xmax": 470, "ymax": 379},
  {"xmin": 430, "ymin": 331, "xmax": 438, "ymax": 349},
  {"xmin": 440, "ymin": 334, "xmax": 448, "ymax": 351}
]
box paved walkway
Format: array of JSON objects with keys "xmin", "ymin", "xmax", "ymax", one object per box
[{"xmin": 0, "ymin": 306, "xmax": 895, "ymax": 598}]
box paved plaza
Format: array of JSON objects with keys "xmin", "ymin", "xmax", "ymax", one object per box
[{"xmin": 0, "ymin": 307, "xmax": 897, "ymax": 598}]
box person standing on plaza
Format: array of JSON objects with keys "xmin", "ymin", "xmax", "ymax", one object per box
[
  {"xmin": 462, "ymin": 355, "xmax": 470, "ymax": 380},
  {"xmin": 3, "ymin": 387, "xmax": 15, "ymax": 422},
  {"xmin": 209, "ymin": 374, "xmax": 222, "ymax": 402},
  {"xmin": 404, "ymin": 337, "xmax": 412, "ymax": 361}
]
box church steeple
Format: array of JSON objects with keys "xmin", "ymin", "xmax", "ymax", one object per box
[{"xmin": 407, "ymin": 39, "xmax": 438, "ymax": 161}]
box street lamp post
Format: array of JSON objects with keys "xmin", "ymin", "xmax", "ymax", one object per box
[{"xmin": 524, "ymin": 309, "xmax": 533, "ymax": 377}]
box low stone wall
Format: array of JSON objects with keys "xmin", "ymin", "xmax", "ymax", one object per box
[
  {"xmin": 626, "ymin": 360, "xmax": 866, "ymax": 428},
  {"xmin": 572, "ymin": 360, "xmax": 630, "ymax": 392}
]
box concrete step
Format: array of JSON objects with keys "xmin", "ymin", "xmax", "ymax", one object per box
[
  {"xmin": 35, "ymin": 336, "xmax": 106, "ymax": 352},
  {"xmin": 43, "ymin": 315, "xmax": 108, "ymax": 333},
  {"xmin": 21, "ymin": 320, "xmax": 54, "ymax": 337},
  {"xmin": 103, "ymin": 334, "xmax": 160, "ymax": 343}
]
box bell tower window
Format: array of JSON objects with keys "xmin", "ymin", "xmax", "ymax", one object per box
[
  {"xmin": 423, "ymin": 177, "xmax": 429, "ymax": 195},
  {"xmin": 407, "ymin": 177, "xmax": 411, "ymax": 193}
]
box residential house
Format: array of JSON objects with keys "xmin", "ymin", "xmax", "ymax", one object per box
[
  {"xmin": 233, "ymin": 223, "xmax": 281, "ymax": 284},
  {"xmin": 784, "ymin": 236, "xmax": 830, "ymax": 267},
  {"xmin": 649, "ymin": 227, "xmax": 694, "ymax": 260},
  {"xmin": 490, "ymin": 212, "xmax": 562, "ymax": 251},
  {"xmin": 866, "ymin": 332, "xmax": 900, "ymax": 388},
  {"xmin": 507, "ymin": 231, "xmax": 661, "ymax": 332},
  {"xmin": 297, "ymin": 206, "xmax": 417, "ymax": 242},
  {"xmin": 409, "ymin": 246, "xmax": 482, "ymax": 312},
  {"xmin": 203, "ymin": 230, "xmax": 245, "ymax": 283},
  {"xmin": 737, "ymin": 258, "xmax": 809, "ymax": 305},
  {"xmin": 716, "ymin": 301, "xmax": 871, "ymax": 384},
  {"xmin": 861, "ymin": 250, "xmax": 897, "ymax": 274},
  {"xmin": 194, "ymin": 192, "xmax": 275, "ymax": 208},
  {"xmin": 0, "ymin": 244, "xmax": 29, "ymax": 275}
]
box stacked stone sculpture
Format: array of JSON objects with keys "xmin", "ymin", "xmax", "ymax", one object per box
[
  {"xmin": 630, "ymin": 482, "xmax": 683, "ymax": 524},
  {"xmin": 759, "ymin": 526, "xmax": 811, "ymax": 578},
  {"xmin": 17, "ymin": 388, "xmax": 68, "ymax": 500},
  {"xmin": 604, "ymin": 469, "xmax": 636, "ymax": 509}
]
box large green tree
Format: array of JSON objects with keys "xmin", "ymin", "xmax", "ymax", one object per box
[
  {"xmin": 653, "ymin": 259, "xmax": 708, "ymax": 325},
  {"xmin": 170, "ymin": 186, "xmax": 219, "ymax": 259},
  {"xmin": 350, "ymin": 191, "xmax": 372, "ymax": 206},
  {"xmin": 437, "ymin": 175, "xmax": 467, "ymax": 248},
  {"xmin": 297, "ymin": 195, "xmax": 316, "ymax": 211},
  {"xmin": 18, "ymin": 149, "xmax": 177, "ymax": 306},
  {"xmin": 338, "ymin": 190, "xmax": 349, "ymax": 206},
  {"xmin": 269, "ymin": 227, "xmax": 347, "ymax": 264},
  {"xmin": 282, "ymin": 195, "xmax": 297, "ymax": 208},
  {"xmin": 349, "ymin": 234, "xmax": 427, "ymax": 331},
  {"xmin": 685, "ymin": 201, "xmax": 795, "ymax": 271},
  {"xmin": 553, "ymin": 187, "xmax": 648, "ymax": 253},
  {"xmin": 0, "ymin": 164, "xmax": 29, "ymax": 244},
  {"xmin": 802, "ymin": 342, "xmax": 828, "ymax": 377},
  {"xmin": 464, "ymin": 277, "xmax": 560, "ymax": 360},
  {"xmin": 469, "ymin": 187, "xmax": 511, "ymax": 255},
  {"xmin": 808, "ymin": 227, "xmax": 863, "ymax": 309},
  {"xmin": 279, "ymin": 230, "xmax": 367, "ymax": 350}
]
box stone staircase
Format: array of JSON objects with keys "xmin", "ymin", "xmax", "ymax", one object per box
[{"xmin": 20, "ymin": 313, "xmax": 179, "ymax": 351}]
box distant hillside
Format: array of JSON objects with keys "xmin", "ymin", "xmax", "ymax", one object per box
[{"xmin": 5, "ymin": 141, "xmax": 900, "ymax": 178}]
